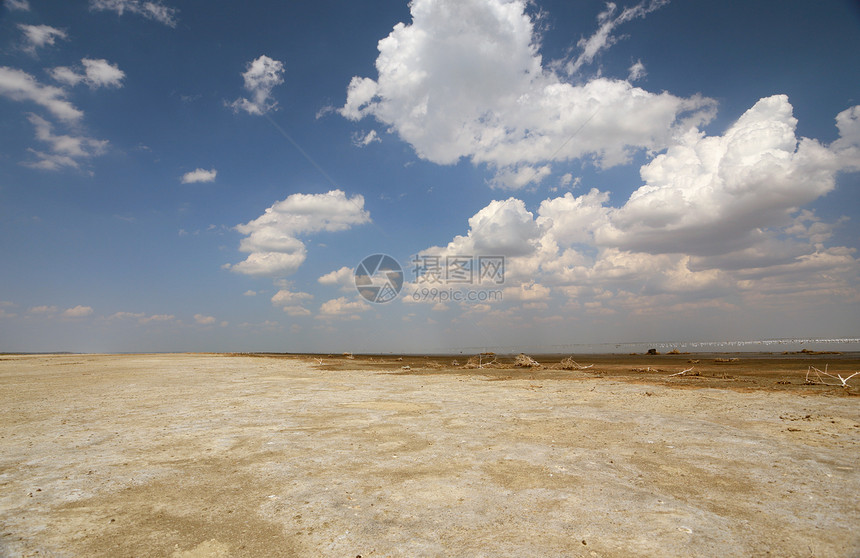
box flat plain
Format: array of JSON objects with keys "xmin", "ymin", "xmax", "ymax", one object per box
[{"xmin": 1, "ymin": 353, "xmax": 858, "ymax": 557}]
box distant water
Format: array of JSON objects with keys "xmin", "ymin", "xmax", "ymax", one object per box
[{"xmin": 443, "ymin": 337, "xmax": 860, "ymax": 354}]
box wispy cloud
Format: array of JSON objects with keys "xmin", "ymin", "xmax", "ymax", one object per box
[
  {"xmin": 23, "ymin": 113, "xmax": 108, "ymax": 171},
  {"xmin": 566, "ymin": 0, "xmax": 669, "ymax": 75},
  {"xmin": 5, "ymin": 0, "xmax": 31, "ymax": 11},
  {"xmin": 17, "ymin": 24, "xmax": 67, "ymax": 54},
  {"xmin": 351, "ymin": 130, "xmax": 380, "ymax": 147},
  {"xmin": 50, "ymin": 59, "xmax": 125, "ymax": 89},
  {"xmin": 89, "ymin": 0, "xmax": 178, "ymax": 27},
  {"xmin": 0, "ymin": 67, "xmax": 83, "ymax": 121},
  {"xmin": 28, "ymin": 305, "xmax": 58, "ymax": 315}
]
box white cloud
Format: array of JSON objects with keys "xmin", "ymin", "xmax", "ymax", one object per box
[
  {"xmin": 17, "ymin": 24, "xmax": 66, "ymax": 54},
  {"xmin": 318, "ymin": 266, "xmax": 355, "ymax": 291},
  {"xmin": 489, "ymin": 164, "xmax": 551, "ymax": 190},
  {"xmin": 242, "ymin": 290, "xmax": 257, "ymax": 296},
  {"xmin": 181, "ymin": 168, "xmax": 217, "ymax": 183},
  {"xmin": 23, "ymin": 113, "xmax": 108, "ymax": 170},
  {"xmin": 5, "ymin": 0, "xmax": 30, "ymax": 11},
  {"xmin": 62, "ymin": 305, "xmax": 93, "ymax": 318},
  {"xmin": 421, "ymin": 198, "xmax": 541, "ymax": 259},
  {"xmin": 271, "ymin": 289, "xmax": 314, "ymax": 317},
  {"xmin": 229, "ymin": 55, "xmax": 285, "ymax": 115},
  {"xmin": 89, "ymin": 0, "xmax": 178, "ymax": 27},
  {"xmin": 352, "ymin": 130, "xmax": 381, "ymax": 147},
  {"xmin": 565, "ymin": 0, "xmax": 668, "ymax": 75},
  {"xmin": 417, "ymin": 97, "xmax": 860, "ymax": 314},
  {"xmin": 227, "ymin": 190, "xmax": 371, "ymax": 277},
  {"xmin": 832, "ymin": 105, "xmax": 860, "ymax": 170},
  {"xmin": 194, "ymin": 314, "xmax": 216, "ymax": 325},
  {"xmin": 138, "ymin": 314, "xmax": 175, "ymax": 324},
  {"xmin": 50, "ymin": 59, "xmax": 125, "ymax": 89},
  {"xmin": 340, "ymin": 0, "xmax": 715, "ymax": 186},
  {"xmin": 318, "ymin": 296, "xmax": 369, "ymax": 319},
  {"xmin": 0, "ymin": 67, "xmax": 83, "ymax": 121},
  {"xmin": 597, "ymin": 95, "xmax": 850, "ymax": 256},
  {"xmin": 502, "ymin": 281, "xmax": 551, "ymax": 302},
  {"xmin": 628, "ymin": 60, "xmax": 646, "ymax": 81},
  {"xmin": 271, "ymin": 289, "xmax": 313, "ymax": 306}
]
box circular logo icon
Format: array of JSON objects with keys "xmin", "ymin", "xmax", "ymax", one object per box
[{"xmin": 354, "ymin": 254, "xmax": 404, "ymax": 303}]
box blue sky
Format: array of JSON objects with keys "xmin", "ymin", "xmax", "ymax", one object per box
[{"xmin": 1, "ymin": 0, "xmax": 858, "ymax": 353}]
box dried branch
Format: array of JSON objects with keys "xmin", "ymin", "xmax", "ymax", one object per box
[
  {"xmin": 669, "ymin": 367, "xmax": 695, "ymax": 377},
  {"xmin": 805, "ymin": 365, "xmax": 859, "ymax": 388}
]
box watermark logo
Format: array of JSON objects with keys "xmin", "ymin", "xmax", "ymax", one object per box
[
  {"xmin": 355, "ymin": 253, "xmax": 505, "ymax": 304},
  {"xmin": 411, "ymin": 255, "xmax": 505, "ymax": 285},
  {"xmin": 354, "ymin": 254, "xmax": 404, "ymax": 304}
]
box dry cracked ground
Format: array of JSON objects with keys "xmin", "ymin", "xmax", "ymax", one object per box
[{"xmin": 1, "ymin": 354, "xmax": 858, "ymax": 557}]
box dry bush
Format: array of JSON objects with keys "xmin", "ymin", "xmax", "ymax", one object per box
[
  {"xmin": 514, "ymin": 353, "xmax": 541, "ymax": 368},
  {"xmin": 556, "ymin": 357, "xmax": 594, "ymax": 371},
  {"xmin": 463, "ymin": 352, "xmax": 498, "ymax": 369}
]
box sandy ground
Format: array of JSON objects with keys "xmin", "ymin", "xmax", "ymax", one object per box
[{"xmin": 1, "ymin": 353, "xmax": 858, "ymax": 557}]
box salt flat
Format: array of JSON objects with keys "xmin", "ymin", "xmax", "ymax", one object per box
[{"xmin": 0, "ymin": 354, "xmax": 858, "ymax": 557}]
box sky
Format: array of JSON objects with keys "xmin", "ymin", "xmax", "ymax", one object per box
[{"xmin": 1, "ymin": 0, "xmax": 859, "ymax": 353}]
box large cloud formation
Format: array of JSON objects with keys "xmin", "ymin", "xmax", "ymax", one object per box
[
  {"xmin": 228, "ymin": 190, "xmax": 371, "ymax": 277},
  {"xmin": 417, "ymin": 96, "xmax": 860, "ymax": 314},
  {"xmin": 340, "ymin": 0, "xmax": 715, "ymax": 188}
]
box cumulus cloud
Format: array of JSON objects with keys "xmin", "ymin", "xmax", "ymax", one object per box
[
  {"xmin": 50, "ymin": 59, "xmax": 125, "ymax": 89},
  {"xmin": 227, "ymin": 190, "xmax": 371, "ymax": 277},
  {"xmin": 181, "ymin": 168, "xmax": 217, "ymax": 183},
  {"xmin": 229, "ymin": 55, "xmax": 285, "ymax": 115},
  {"xmin": 62, "ymin": 305, "xmax": 93, "ymax": 318},
  {"xmin": 340, "ymin": 0, "xmax": 714, "ymax": 186},
  {"xmin": 23, "ymin": 113, "xmax": 108, "ymax": 171},
  {"xmin": 17, "ymin": 24, "xmax": 66, "ymax": 54},
  {"xmin": 318, "ymin": 266, "xmax": 355, "ymax": 291},
  {"xmin": 597, "ymin": 95, "xmax": 849, "ymax": 256},
  {"xmin": 318, "ymin": 296, "xmax": 369, "ymax": 319},
  {"xmin": 422, "ymin": 198, "xmax": 541, "ymax": 259},
  {"xmin": 89, "ymin": 0, "xmax": 178, "ymax": 27},
  {"xmin": 271, "ymin": 289, "xmax": 314, "ymax": 316},
  {"xmin": 0, "ymin": 67, "xmax": 83, "ymax": 121},
  {"xmin": 418, "ymin": 96, "xmax": 860, "ymax": 314}
]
